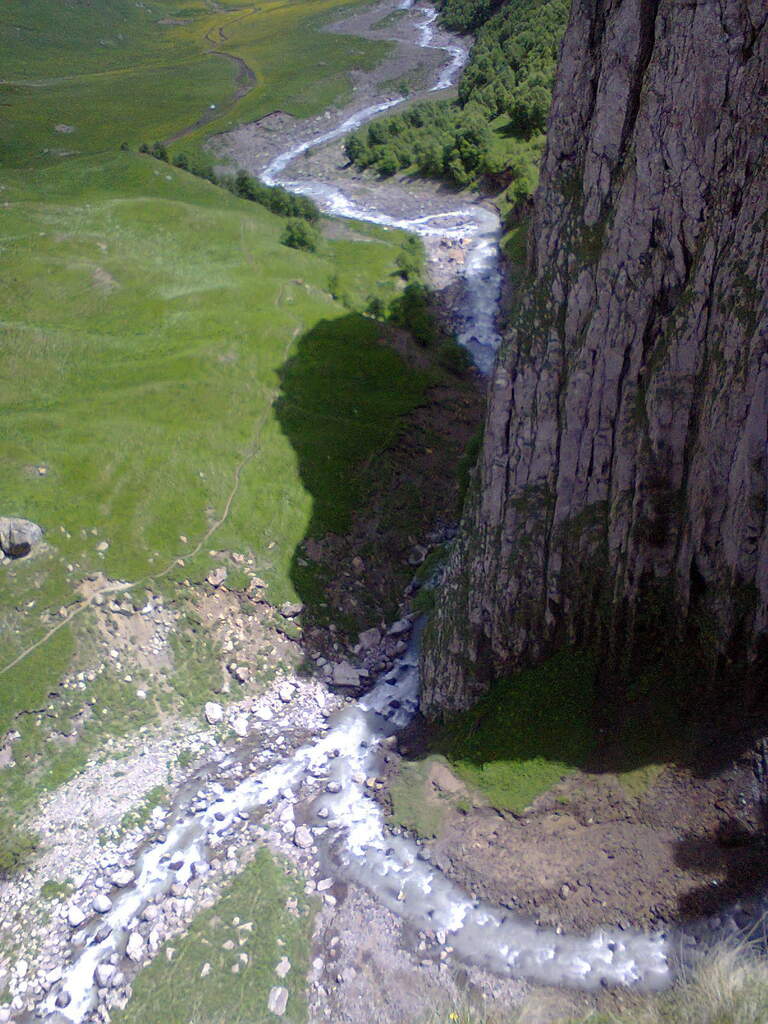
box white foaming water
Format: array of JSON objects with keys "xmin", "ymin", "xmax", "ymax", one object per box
[{"xmin": 47, "ymin": 628, "xmax": 668, "ymax": 1022}]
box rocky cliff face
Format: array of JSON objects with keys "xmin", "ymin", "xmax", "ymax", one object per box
[{"xmin": 422, "ymin": 0, "xmax": 767, "ymax": 715}]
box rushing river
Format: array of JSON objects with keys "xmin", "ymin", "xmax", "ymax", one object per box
[{"xmin": 39, "ymin": 6, "xmax": 673, "ymax": 1021}]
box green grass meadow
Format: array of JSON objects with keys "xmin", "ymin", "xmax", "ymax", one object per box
[
  {"xmin": 0, "ymin": 152, "xmax": 428, "ymax": 732},
  {"xmin": 114, "ymin": 849, "xmax": 316, "ymax": 1024},
  {"xmin": 1, "ymin": 0, "xmax": 390, "ymax": 167}
]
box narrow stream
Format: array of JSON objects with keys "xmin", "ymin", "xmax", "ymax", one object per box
[{"xmin": 40, "ymin": 7, "xmax": 673, "ymax": 1021}]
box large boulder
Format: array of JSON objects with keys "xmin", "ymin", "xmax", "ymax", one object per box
[{"xmin": 0, "ymin": 517, "xmax": 43, "ymax": 559}]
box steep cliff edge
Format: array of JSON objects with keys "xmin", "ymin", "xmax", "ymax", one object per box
[{"xmin": 423, "ymin": 0, "xmax": 767, "ymax": 720}]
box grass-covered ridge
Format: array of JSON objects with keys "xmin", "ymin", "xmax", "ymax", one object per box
[{"xmin": 0, "ymin": 151, "xmax": 430, "ymax": 731}]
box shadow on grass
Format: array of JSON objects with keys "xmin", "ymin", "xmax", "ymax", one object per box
[{"xmin": 273, "ymin": 311, "xmax": 431, "ymax": 637}]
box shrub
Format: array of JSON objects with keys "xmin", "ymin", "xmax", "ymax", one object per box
[
  {"xmin": 281, "ymin": 218, "xmax": 319, "ymax": 252},
  {"xmin": 0, "ymin": 817, "xmax": 39, "ymax": 876}
]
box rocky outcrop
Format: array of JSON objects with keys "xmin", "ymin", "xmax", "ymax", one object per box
[
  {"xmin": 0, "ymin": 518, "xmax": 43, "ymax": 559},
  {"xmin": 423, "ymin": 0, "xmax": 767, "ymax": 714}
]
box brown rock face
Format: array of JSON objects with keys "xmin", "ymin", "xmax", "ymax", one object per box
[{"xmin": 422, "ymin": 0, "xmax": 767, "ymax": 715}]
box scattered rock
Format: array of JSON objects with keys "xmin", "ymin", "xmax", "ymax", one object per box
[
  {"xmin": 267, "ymin": 986, "xmax": 289, "ymax": 1016},
  {"xmin": 126, "ymin": 931, "xmax": 145, "ymax": 963},
  {"xmin": 332, "ymin": 662, "xmax": 360, "ymax": 689},
  {"xmin": 388, "ymin": 618, "xmax": 411, "ymax": 637},
  {"xmin": 207, "ymin": 566, "xmax": 228, "ymax": 587},
  {"xmin": 67, "ymin": 905, "xmax": 86, "ymax": 928},
  {"xmin": 205, "ymin": 702, "xmax": 224, "ymax": 725},
  {"xmin": 93, "ymin": 894, "xmax": 112, "ymax": 914},
  {"xmin": 96, "ymin": 540, "xmax": 109, "ymax": 552},
  {"xmin": 293, "ymin": 825, "xmax": 313, "ymax": 849},
  {"xmin": 111, "ymin": 868, "xmax": 134, "ymax": 888},
  {"xmin": 0, "ymin": 517, "xmax": 43, "ymax": 559},
  {"xmin": 231, "ymin": 715, "xmax": 248, "ymax": 738},
  {"xmin": 280, "ymin": 601, "xmax": 303, "ymax": 619},
  {"xmin": 275, "ymin": 956, "xmax": 291, "ymax": 978},
  {"xmin": 358, "ymin": 627, "xmax": 381, "ymax": 651},
  {"xmin": 94, "ymin": 963, "xmax": 115, "ymax": 988},
  {"xmin": 200, "ymin": 962, "xmax": 211, "ymax": 978}
]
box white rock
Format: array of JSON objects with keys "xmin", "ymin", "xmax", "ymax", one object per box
[
  {"xmin": 231, "ymin": 715, "xmax": 248, "ymax": 738},
  {"xmin": 67, "ymin": 905, "xmax": 86, "ymax": 928},
  {"xmin": 125, "ymin": 931, "xmax": 144, "ymax": 963},
  {"xmin": 111, "ymin": 868, "xmax": 134, "ymax": 888},
  {"xmin": 275, "ymin": 956, "xmax": 291, "ymax": 978},
  {"xmin": 204, "ymin": 702, "xmax": 224, "ymax": 725},
  {"xmin": 267, "ymin": 986, "xmax": 289, "ymax": 1016},
  {"xmin": 93, "ymin": 894, "xmax": 112, "ymax": 914},
  {"xmin": 293, "ymin": 825, "xmax": 313, "ymax": 850},
  {"xmin": 388, "ymin": 618, "xmax": 411, "ymax": 636},
  {"xmin": 200, "ymin": 962, "xmax": 211, "ymax": 978},
  {"xmin": 254, "ymin": 706, "xmax": 273, "ymax": 722},
  {"xmin": 15, "ymin": 960, "xmax": 28, "ymax": 979},
  {"xmin": 278, "ymin": 684, "xmax": 295, "ymax": 703},
  {"xmin": 94, "ymin": 963, "xmax": 115, "ymax": 988}
]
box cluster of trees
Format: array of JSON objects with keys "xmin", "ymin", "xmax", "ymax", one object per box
[
  {"xmin": 136, "ymin": 143, "xmax": 320, "ymax": 223},
  {"xmin": 343, "ymin": 0, "xmax": 567, "ymax": 195}
]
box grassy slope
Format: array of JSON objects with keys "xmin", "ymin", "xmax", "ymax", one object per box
[
  {"xmin": 0, "ymin": 152, "xmax": 426, "ymax": 734},
  {"xmin": 114, "ymin": 849, "xmax": 316, "ymax": 1024},
  {"xmin": 1, "ymin": 0, "xmax": 390, "ymax": 167}
]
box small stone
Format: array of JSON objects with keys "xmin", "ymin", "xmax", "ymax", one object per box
[
  {"xmin": 280, "ymin": 602, "xmax": 303, "ymax": 619},
  {"xmin": 200, "ymin": 962, "xmax": 211, "ymax": 978},
  {"xmin": 55, "ymin": 990, "xmax": 72, "ymax": 1009},
  {"xmin": 293, "ymin": 825, "xmax": 313, "ymax": 849},
  {"xmin": 358, "ymin": 627, "xmax": 381, "ymax": 651},
  {"xmin": 94, "ymin": 964, "xmax": 115, "ymax": 988},
  {"xmin": 388, "ymin": 618, "xmax": 411, "ymax": 637},
  {"xmin": 332, "ymin": 662, "xmax": 360, "ymax": 689},
  {"xmin": 231, "ymin": 715, "xmax": 248, "ymax": 738},
  {"xmin": 268, "ymin": 986, "xmax": 289, "ymax": 1016},
  {"xmin": 96, "ymin": 541, "xmax": 109, "ymax": 552},
  {"xmin": 204, "ymin": 702, "xmax": 224, "ymax": 725},
  {"xmin": 126, "ymin": 931, "xmax": 144, "ymax": 963},
  {"xmin": 207, "ymin": 566, "xmax": 227, "ymax": 587},
  {"xmin": 111, "ymin": 868, "xmax": 134, "ymax": 888},
  {"xmin": 254, "ymin": 706, "xmax": 273, "ymax": 722},
  {"xmin": 67, "ymin": 905, "xmax": 86, "ymax": 928},
  {"xmin": 275, "ymin": 956, "xmax": 291, "ymax": 978},
  {"xmin": 93, "ymin": 894, "xmax": 112, "ymax": 914}
]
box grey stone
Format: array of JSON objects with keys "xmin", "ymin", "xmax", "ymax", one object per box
[
  {"xmin": 331, "ymin": 662, "xmax": 360, "ymax": 688},
  {"xmin": 92, "ymin": 894, "xmax": 112, "ymax": 914},
  {"xmin": 206, "ymin": 566, "xmax": 227, "ymax": 587},
  {"xmin": 358, "ymin": 627, "xmax": 381, "ymax": 651},
  {"xmin": 293, "ymin": 825, "xmax": 313, "ymax": 849},
  {"xmin": 0, "ymin": 517, "xmax": 43, "ymax": 558},
  {"xmin": 267, "ymin": 986, "xmax": 289, "ymax": 1016},
  {"xmin": 204, "ymin": 702, "xmax": 223, "ymax": 725}
]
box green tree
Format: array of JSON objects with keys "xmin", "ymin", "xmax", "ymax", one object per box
[{"xmin": 281, "ymin": 218, "xmax": 319, "ymax": 252}]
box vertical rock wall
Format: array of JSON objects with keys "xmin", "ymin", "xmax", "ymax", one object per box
[{"xmin": 422, "ymin": 0, "xmax": 767, "ymax": 715}]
